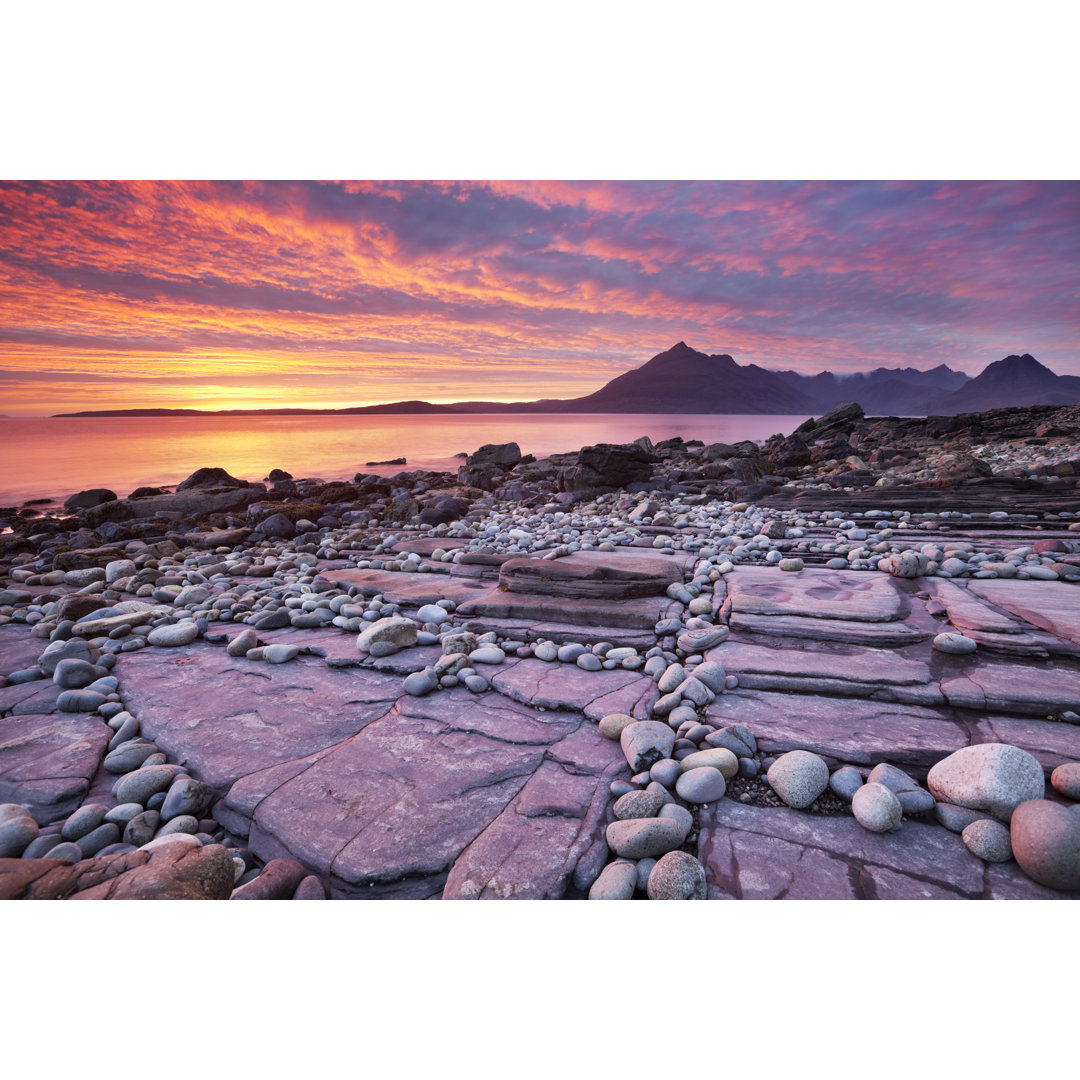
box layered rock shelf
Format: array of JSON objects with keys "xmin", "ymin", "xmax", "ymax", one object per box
[{"xmin": 2, "ymin": 406, "xmax": 1079, "ymax": 899}]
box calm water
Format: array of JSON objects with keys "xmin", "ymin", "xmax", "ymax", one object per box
[{"xmin": 0, "ymin": 413, "xmax": 811, "ymax": 506}]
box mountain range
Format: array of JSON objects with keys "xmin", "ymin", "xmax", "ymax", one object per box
[{"xmin": 49, "ymin": 345, "xmax": 1079, "ymax": 419}]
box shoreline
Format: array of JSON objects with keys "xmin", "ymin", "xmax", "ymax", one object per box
[{"xmin": 2, "ymin": 398, "xmax": 1079, "ymax": 900}]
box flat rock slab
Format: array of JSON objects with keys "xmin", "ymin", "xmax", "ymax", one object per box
[
  {"xmin": 968, "ymin": 580, "xmax": 1080, "ymax": 646},
  {"xmin": 0, "ymin": 712, "xmax": 111, "ymax": 824},
  {"xmin": 726, "ymin": 566, "xmax": 905, "ymax": 622},
  {"xmin": 921, "ymin": 579, "xmax": 1027, "ymax": 634},
  {"xmin": 971, "ymin": 714, "xmax": 1080, "ymax": 772},
  {"xmin": 491, "ymin": 658, "xmax": 648, "ymax": 713},
  {"xmin": 711, "ymin": 642, "xmax": 933, "ymax": 687},
  {"xmin": 0, "ymin": 679, "xmax": 62, "ymax": 716},
  {"xmin": 706, "ymin": 691, "xmax": 970, "ymax": 768},
  {"xmin": 0, "ymin": 625, "xmax": 46, "ymax": 677},
  {"xmin": 941, "ymin": 661, "xmax": 1080, "ymax": 716},
  {"xmin": 315, "ymin": 568, "xmax": 493, "ymax": 607},
  {"xmin": 457, "ymin": 616, "xmax": 657, "ymax": 650},
  {"xmin": 730, "ymin": 611, "xmax": 928, "ymax": 647},
  {"xmin": 456, "ymin": 589, "xmax": 679, "ymax": 631},
  {"xmin": 499, "ymin": 549, "xmax": 689, "ymax": 600},
  {"xmin": 238, "ymin": 690, "xmax": 591, "ymax": 898},
  {"xmin": 699, "ymin": 800, "xmax": 993, "ymax": 899},
  {"xmin": 116, "ymin": 643, "xmax": 403, "ymax": 790}
]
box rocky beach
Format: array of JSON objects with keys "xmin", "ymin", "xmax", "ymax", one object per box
[{"xmin": 2, "ymin": 400, "xmax": 1079, "ymax": 900}]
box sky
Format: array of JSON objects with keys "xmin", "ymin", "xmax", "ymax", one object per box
[{"xmin": 0, "ymin": 179, "xmax": 1077, "ymax": 415}]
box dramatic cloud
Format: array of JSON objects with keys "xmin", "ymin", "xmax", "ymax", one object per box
[{"xmin": 0, "ymin": 180, "xmax": 1076, "ymax": 413}]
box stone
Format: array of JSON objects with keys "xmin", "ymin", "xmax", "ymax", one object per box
[
  {"xmin": 597, "ymin": 713, "xmax": 638, "ymax": 741},
  {"xmin": 679, "ymin": 747, "xmax": 738, "ymax": 779},
  {"xmin": 934, "ymin": 802, "xmax": 990, "ymax": 833},
  {"xmin": 851, "ymin": 783, "xmax": 903, "ymax": 833},
  {"xmin": 587, "ymin": 860, "xmax": 637, "ymax": 900},
  {"xmin": 927, "ymin": 743, "xmax": 1045, "ymax": 822},
  {"xmin": 75, "ymin": 822, "xmax": 120, "ymax": 856},
  {"xmin": 934, "ymin": 632, "xmax": 978, "ymax": 655},
  {"xmin": 147, "ymin": 622, "xmax": 200, "ymax": 648},
  {"xmin": 620, "ymin": 721, "xmax": 676, "ymax": 773},
  {"xmin": 160, "ymin": 779, "xmax": 216, "ymax": 822},
  {"xmin": 356, "ymin": 616, "xmax": 418, "ymax": 655},
  {"xmin": 689, "ymin": 661, "xmax": 727, "ymax": 693},
  {"xmin": 60, "ymin": 804, "xmax": 107, "ymax": 841},
  {"xmin": 52, "ymin": 658, "xmax": 102, "ymax": 689},
  {"xmin": 263, "ymin": 644, "xmax": 299, "ymax": 664},
  {"xmin": 403, "ymin": 669, "xmax": 439, "ymax": 696},
  {"xmin": 866, "ymin": 762, "xmax": 919, "ymax": 793},
  {"xmin": 1010, "ymin": 800, "xmax": 1080, "ymax": 891},
  {"xmin": 962, "ymin": 818, "xmax": 1013, "ymax": 863},
  {"xmin": 829, "ymin": 766, "xmax": 864, "ymax": 802},
  {"xmin": 605, "ymin": 817, "xmax": 689, "ymax": 860},
  {"xmin": 646, "ymin": 850, "xmax": 707, "ymax": 900},
  {"xmin": 612, "ymin": 789, "xmax": 664, "ymax": 820},
  {"xmin": 113, "ymin": 765, "xmax": 179, "ymax": 806},
  {"xmin": 123, "ymin": 811, "xmax": 160, "ymax": 847},
  {"xmin": 416, "ymin": 604, "xmax": 449, "ymax": 625},
  {"xmin": 1051, "ymin": 762, "xmax": 1080, "ymax": 800},
  {"xmin": 293, "ymin": 875, "xmax": 327, "ymax": 900},
  {"xmin": 103, "ymin": 742, "xmax": 161, "ymax": 774},
  {"xmin": 649, "ymin": 758, "xmax": 682, "ymax": 789},
  {"xmin": 227, "ymin": 629, "xmax": 259, "ymax": 657},
  {"xmin": 0, "ymin": 815, "xmax": 38, "ymax": 857},
  {"xmin": 675, "ymin": 767, "xmax": 726, "ymax": 803},
  {"xmin": 767, "ymin": 750, "xmax": 829, "ymax": 809}
]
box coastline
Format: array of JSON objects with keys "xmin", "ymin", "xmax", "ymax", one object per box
[{"xmin": 1, "ymin": 399, "xmax": 1079, "ymax": 900}]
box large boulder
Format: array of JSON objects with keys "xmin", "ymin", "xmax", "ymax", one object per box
[
  {"xmin": 466, "ymin": 443, "xmax": 522, "ymax": 468},
  {"xmin": 927, "ymin": 744, "xmax": 1045, "ymax": 822},
  {"xmin": 176, "ymin": 467, "xmax": 251, "ymax": 491},
  {"xmin": 559, "ymin": 442, "xmax": 656, "ymax": 495},
  {"xmin": 64, "ymin": 489, "xmax": 117, "ymax": 509}
]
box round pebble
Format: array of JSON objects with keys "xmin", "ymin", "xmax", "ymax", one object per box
[
  {"xmin": 851, "ymin": 782, "xmax": 902, "ymax": 833},
  {"xmin": 646, "ymin": 850, "xmax": 707, "ymax": 900},
  {"xmin": 767, "ymin": 750, "xmax": 830, "ymax": 809},
  {"xmin": 962, "ymin": 818, "xmax": 1013, "ymax": 863},
  {"xmin": 675, "ymin": 767, "xmax": 726, "ymax": 803}
]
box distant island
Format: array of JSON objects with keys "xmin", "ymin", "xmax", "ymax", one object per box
[
  {"xmin": 51, "ymin": 345, "xmax": 1080, "ymax": 419},
  {"xmin": 53, "ymin": 400, "xmax": 461, "ymax": 418}
]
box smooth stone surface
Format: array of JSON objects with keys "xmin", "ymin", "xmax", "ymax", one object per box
[
  {"xmin": 675, "ymin": 767, "xmax": 726, "ymax": 804},
  {"xmin": 962, "ymin": 818, "xmax": 1013, "ymax": 863},
  {"xmin": 933, "ymin": 632, "xmax": 978, "ymax": 654},
  {"xmin": 851, "ymin": 783, "xmax": 903, "ymax": 833},
  {"xmin": 263, "ymin": 644, "xmax": 299, "ymax": 664},
  {"xmin": 649, "ymin": 758, "xmax": 682, "ymax": 789},
  {"xmin": 1010, "ymin": 800, "xmax": 1080, "ymax": 891},
  {"xmin": 646, "ymin": 850, "xmax": 707, "ymax": 899},
  {"xmin": 605, "ymin": 817, "xmax": 689, "ymax": 859},
  {"xmin": 60, "ymin": 804, "xmax": 107, "ymax": 841},
  {"xmin": 927, "ymin": 743, "xmax": 1045, "ymax": 822},
  {"xmin": 1051, "ymin": 762, "xmax": 1080, "ymax": 800},
  {"xmin": 679, "ymin": 747, "xmax": 738, "ymax": 779},
  {"xmin": 587, "ymin": 860, "xmax": 638, "ymax": 900},
  {"xmin": 767, "ymin": 750, "xmax": 830, "ymax": 809},
  {"xmin": 147, "ymin": 622, "xmax": 200, "ymax": 648},
  {"xmin": 829, "ymin": 766, "xmax": 864, "ymax": 802},
  {"xmin": 356, "ymin": 616, "xmax": 418, "ymax": 654},
  {"xmin": 113, "ymin": 765, "xmax": 178, "ymax": 806},
  {"xmin": 0, "ymin": 816, "xmax": 39, "ymax": 857},
  {"xmin": 597, "ymin": 713, "xmax": 639, "ymax": 741}
]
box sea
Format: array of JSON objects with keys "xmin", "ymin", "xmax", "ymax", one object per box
[{"xmin": 0, "ymin": 412, "xmax": 813, "ymax": 507}]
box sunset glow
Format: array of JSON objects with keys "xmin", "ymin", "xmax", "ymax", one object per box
[{"xmin": 0, "ymin": 180, "xmax": 1077, "ymax": 416}]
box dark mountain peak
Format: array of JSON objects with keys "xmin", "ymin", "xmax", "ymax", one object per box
[{"xmin": 991, "ymin": 353, "xmax": 1045, "ymax": 371}]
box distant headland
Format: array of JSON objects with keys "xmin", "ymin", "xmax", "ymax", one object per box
[{"xmin": 51, "ymin": 344, "xmax": 1080, "ymax": 418}]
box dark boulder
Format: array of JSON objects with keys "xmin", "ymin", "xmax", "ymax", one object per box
[
  {"xmin": 64, "ymin": 489, "xmax": 117, "ymax": 510},
  {"xmin": 466, "ymin": 442, "xmax": 522, "ymax": 467},
  {"xmin": 559, "ymin": 442, "xmax": 656, "ymax": 495},
  {"xmin": 177, "ymin": 467, "xmax": 250, "ymax": 491}
]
